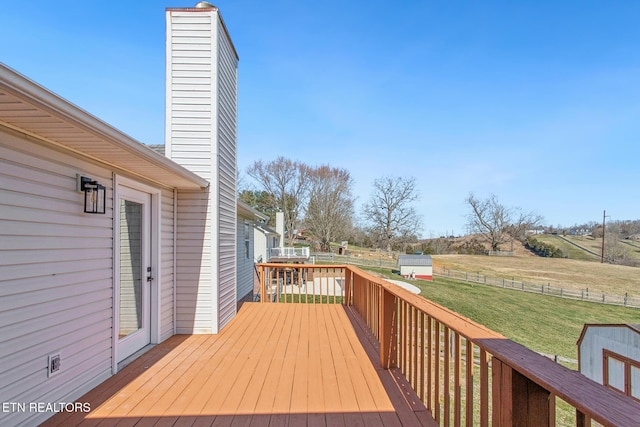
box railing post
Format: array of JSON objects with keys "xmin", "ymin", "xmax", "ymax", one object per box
[
  {"xmin": 492, "ymin": 358, "xmax": 553, "ymax": 427},
  {"xmin": 259, "ymin": 265, "xmax": 266, "ymax": 303},
  {"xmin": 380, "ymin": 288, "xmax": 397, "ymax": 369},
  {"xmin": 344, "ymin": 267, "xmax": 352, "ymax": 306}
]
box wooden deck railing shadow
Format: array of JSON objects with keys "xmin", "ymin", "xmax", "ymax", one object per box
[{"xmin": 257, "ymin": 263, "xmax": 640, "ymax": 427}]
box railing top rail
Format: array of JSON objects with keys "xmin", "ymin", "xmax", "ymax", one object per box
[
  {"xmin": 346, "ymin": 265, "xmax": 504, "ymax": 340},
  {"xmin": 477, "ymin": 337, "xmax": 640, "ymax": 426},
  {"xmin": 257, "ymin": 263, "xmax": 343, "ymax": 269}
]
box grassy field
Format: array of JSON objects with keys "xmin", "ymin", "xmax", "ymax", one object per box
[
  {"xmin": 362, "ymin": 266, "xmax": 640, "ymax": 366},
  {"xmin": 546, "ymin": 234, "xmax": 640, "ymax": 262},
  {"xmin": 431, "ymin": 254, "xmax": 640, "ymax": 297},
  {"xmin": 533, "ymin": 234, "xmax": 599, "ymax": 261}
]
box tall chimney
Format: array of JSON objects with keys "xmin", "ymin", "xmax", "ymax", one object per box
[{"xmin": 166, "ymin": 3, "xmax": 239, "ymax": 333}]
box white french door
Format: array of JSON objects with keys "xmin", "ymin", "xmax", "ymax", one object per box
[{"xmin": 116, "ymin": 185, "xmax": 151, "ymax": 363}]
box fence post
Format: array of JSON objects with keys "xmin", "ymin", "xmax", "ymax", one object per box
[
  {"xmin": 625, "ymin": 293, "xmax": 628, "ymax": 306},
  {"xmin": 492, "ymin": 358, "xmax": 553, "ymax": 427},
  {"xmin": 380, "ymin": 288, "xmax": 397, "ymax": 369}
]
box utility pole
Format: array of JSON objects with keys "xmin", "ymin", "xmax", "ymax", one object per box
[{"xmin": 601, "ymin": 210, "xmax": 606, "ymax": 263}]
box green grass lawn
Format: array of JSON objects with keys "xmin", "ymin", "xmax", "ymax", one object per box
[{"xmin": 362, "ymin": 266, "xmax": 640, "ymax": 365}]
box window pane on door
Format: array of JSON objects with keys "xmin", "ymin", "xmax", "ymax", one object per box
[{"xmin": 119, "ymin": 199, "xmax": 143, "ymax": 339}]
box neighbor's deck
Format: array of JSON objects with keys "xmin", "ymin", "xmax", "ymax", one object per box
[{"xmin": 43, "ymin": 303, "xmax": 436, "ymax": 426}]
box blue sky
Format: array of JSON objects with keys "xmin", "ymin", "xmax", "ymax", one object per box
[{"xmin": 1, "ymin": 1, "xmax": 639, "ymax": 237}]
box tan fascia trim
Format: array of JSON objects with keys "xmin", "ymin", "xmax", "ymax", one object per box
[{"xmin": 0, "ymin": 62, "xmax": 209, "ymax": 189}]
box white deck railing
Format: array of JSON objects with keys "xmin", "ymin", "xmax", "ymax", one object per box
[{"xmin": 269, "ymin": 247, "xmax": 310, "ymax": 259}]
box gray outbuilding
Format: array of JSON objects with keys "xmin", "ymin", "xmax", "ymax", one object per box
[
  {"xmin": 577, "ymin": 324, "xmax": 640, "ymax": 402},
  {"xmin": 397, "ymin": 255, "xmax": 433, "ymax": 281}
]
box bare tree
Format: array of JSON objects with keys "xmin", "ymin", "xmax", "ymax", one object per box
[
  {"xmin": 362, "ymin": 176, "xmax": 422, "ymax": 252},
  {"xmin": 465, "ymin": 193, "xmax": 543, "ymax": 251},
  {"xmin": 247, "ymin": 157, "xmax": 312, "ymax": 246},
  {"xmin": 604, "ymin": 232, "xmax": 630, "ymax": 263},
  {"xmin": 304, "ymin": 165, "xmax": 354, "ymax": 251},
  {"xmin": 465, "ymin": 193, "xmax": 510, "ymax": 251}
]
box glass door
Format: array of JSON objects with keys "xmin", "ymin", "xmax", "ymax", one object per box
[{"xmin": 117, "ymin": 186, "xmax": 151, "ymax": 362}]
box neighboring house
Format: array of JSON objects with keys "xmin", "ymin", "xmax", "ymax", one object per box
[
  {"xmin": 397, "ymin": 255, "xmax": 433, "ymax": 280},
  {"xmin": 237, "ymin": 201, "xmax": 267, "ymax": 307},
  {"xmin": 0, "ymin": 3, "xmax": 243, "ymax": 425},
  {"xmin": 578, "ymin": 324, "xmax": 640, "ymax": 402},
  {"xmin": 254, "ymin": 222, "xmax": 280, "ymax": 263}
]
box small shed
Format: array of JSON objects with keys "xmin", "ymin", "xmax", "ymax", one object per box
[
  {"xmin": 397, "ymin": 255, "xmax": 433, "ymax": 281},
  {"xmin": 577, "ymin": 324, "xmax": 640, "ymax": 401}
]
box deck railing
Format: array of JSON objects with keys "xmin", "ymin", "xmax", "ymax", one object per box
[
  {"xmin": 256, "ymin": 263, "xmax": 640, "ymax": 426},
  {"xmin": 257, "ymin": 263, "xmax": 344, "ymax": 303},
  {"xmin": 269, "ymin": 246, "xmax": 310, "ymax": 259}
]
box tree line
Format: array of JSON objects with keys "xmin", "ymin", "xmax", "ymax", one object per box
[
  {"xmin": 241, "ymin": 157, "xmax": 638, "ymax": 262},
  {"xmin": 240, "ymin": 156, "xmax": 423, "ymax": 252}
]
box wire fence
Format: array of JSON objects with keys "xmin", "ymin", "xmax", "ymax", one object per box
[
  {"xmin": 310, "ymin": 253, "xmax": 640, "ymax": 308},
  {"xmin": 433, "ymin": 265, "xmax": 640, "ymax": 309}
]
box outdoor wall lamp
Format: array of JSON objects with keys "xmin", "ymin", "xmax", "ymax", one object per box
[{"xmin": 78, "ymin": 175, "xmax": 106, "ymax": 214}]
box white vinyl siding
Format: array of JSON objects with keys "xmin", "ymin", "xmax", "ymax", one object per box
[
  {"xmin": 236, "ymin": 218, "xmax": 254, "ymax": 302},
  {"xmin": 0, "ymin": 128, "xmax": 113, "ymax": 426},
  {"xmin": 0, "ymin": 125, "xmax": 179, "ymax": 425},
  {"xmin": 167, "ymin": 7, "xmax": 238, "ymax": 333},
  {"xmin": 166, "ymin": 12, "xmax": 214, "ymax": 181},
  {"xmin": 160, "ymin": 191, "xmax": 176, "ymax": 341},
  {"xmin": 175, "ymin": 189, "xmax": 213, "ymax": 334},
  {"xmin": 216, "ymin": 19, "xmax": 238, "ymax": 329}
]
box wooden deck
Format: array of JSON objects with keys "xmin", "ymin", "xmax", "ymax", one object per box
[{"xmin": 43, "ymin": 303, "xmax": 436, "ymax": 426}]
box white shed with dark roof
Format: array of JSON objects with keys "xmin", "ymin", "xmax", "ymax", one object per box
[{"xmin": 397, "ymin": 255, "xmax": 433, "ymax": 281}]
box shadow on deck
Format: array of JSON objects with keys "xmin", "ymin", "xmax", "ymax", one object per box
[{"xmin": 43, "ymin": 303, "xmax": 436, "ymax": 426}]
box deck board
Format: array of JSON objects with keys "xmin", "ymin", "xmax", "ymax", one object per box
[{"xmin": 42, "ymin": 303, "xmax": 436, "ymax": 427}]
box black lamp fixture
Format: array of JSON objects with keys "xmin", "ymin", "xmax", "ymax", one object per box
[{"xmin": 78, "ymin": 175, "xmax": 106, "ymax": 214}]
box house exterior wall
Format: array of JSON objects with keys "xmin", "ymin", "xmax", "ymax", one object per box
[
  {"xmin": 160, "ymin": 191, "xmax": 177, "ymax": 341},
  {"xmin": 175, "ymin": 189, "xmax": 213, "ymax": 334},
  {"xmin": 254, "ymin": 229, "xmax": 268, "ymax": 263},
  {"xmin": 166, "ymin": 6, "xmax": 238, "ymax": 333},
  {"xmin": 236, "ymin": 218, "xmax": 254, "ymax": 304},
  {"xmin": 0, "ymin": 127, "xmax": 177, "ymax": 425},
  {"xmin": 579, "ymin": 326, "xmax": 640, "ymax": 395}
]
